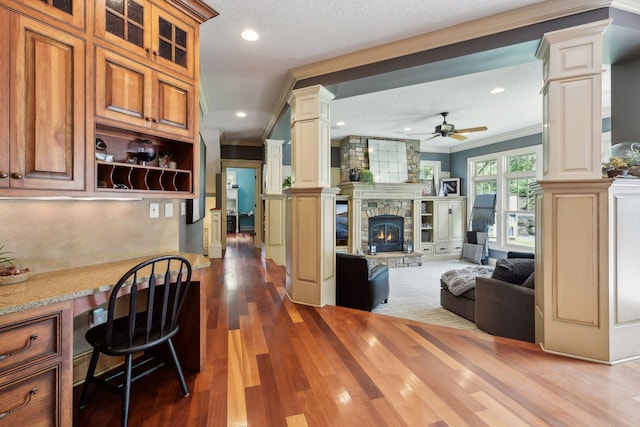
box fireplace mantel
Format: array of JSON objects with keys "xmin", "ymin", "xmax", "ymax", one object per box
[{"xmin": 338, "ymin": 182, "xmax": 424, "ymax": 200}]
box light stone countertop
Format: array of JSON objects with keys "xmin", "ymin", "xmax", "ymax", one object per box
[{"xmin": 0, "ymin": 252, "xmax": 211, "ymax": 316}]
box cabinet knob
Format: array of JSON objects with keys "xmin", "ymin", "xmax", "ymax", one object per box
[
  {"xmin": 145, "ymin": 117, "xmax": 153, "ymax": 122},
  {"xmin": 11, "ymin": 172, "xmax": 24, "ymax": 180},
  {"xmin": 0, "ymin": 171, "xmax": 8, "ymax": 179}
]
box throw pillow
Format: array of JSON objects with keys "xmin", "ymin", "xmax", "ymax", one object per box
[
  {"xmin": 491, "ymin": 258, "xmax": 535, "ymax": 285},
  {"xmin": 521, "ymin": 272, "xmax": 535, "ymax": 289}
]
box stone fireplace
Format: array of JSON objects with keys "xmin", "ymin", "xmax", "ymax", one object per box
[
  {"xmin": 338, "ymin": 182, "xmax": 424, "ymax": 256},
  {"xmin": 369, "ymin": 215, "xmax": 404, "ymax": 252},
  {"xmin": 337, "ymin": 135, "xmax": 424, "ymax": 261}
]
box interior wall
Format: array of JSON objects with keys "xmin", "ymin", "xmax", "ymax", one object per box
[
  {"xmin": 228, "ymin": 167, "xmax": 256, "ymax": 213},
  {"xmin": 612, "ymin": 56, "xmax": 640, "ymax": 144},
  {"xmin": 0, "ymin": 199, "xmax": 180, "ymax": 273}
]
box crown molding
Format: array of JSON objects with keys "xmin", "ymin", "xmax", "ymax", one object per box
[
  {"xmin": 261, "ymin": 71, "xmax": 297, "ymax": 141},
  {"xmin": 612, "ymin": 0, "xmax": 640, "ymax": 14}
]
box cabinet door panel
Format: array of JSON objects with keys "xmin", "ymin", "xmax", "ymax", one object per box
[
  {"xmin": 154, "ymin": 74, "xmax": 193, "ymax": 137},
  {"xmin": 151, "ymin": 6, "xmax": 194, "ymax": 77},
  {"xmin": 96, "ymin": 47, "xmax": 151, "ymax": 127},
  {"xmin": 435, "ymin": 201, "xmax": 450, "ymax": 242},
  {"xmin": 14, "ymin": 0, "xmax": 85, "ymax": 29},
  {"xmin": 10, "ymin": 15, "xmax": 85, "ymax": 190},
  {"xmin": 0, "ymin": 8, "xmax": 9, "ymax": 188},
  {"xmin": 450, "ymin": 200, "xmax": 465, "ymax": 241},
  {"xmin": 95, "ymin": 0, "xmax": 152, "ymax": 55}
]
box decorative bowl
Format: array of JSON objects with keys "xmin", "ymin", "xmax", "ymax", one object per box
[{"xmin": 0, "ymin": 271, "xmax": 30, "ymax": 286}]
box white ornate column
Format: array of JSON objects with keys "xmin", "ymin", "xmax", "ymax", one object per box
[
  {"xmin": 533, "ymin": 20, "xmax": 640, "ymax": 363},
  {"xmin": 262, "ymin": 139, "xmax": 286, "ymax": 266},
  {"xmin": 286, "ymin": 85, "xmax": 338, "ymax": 307},
  {"xmin": 537, "ymin": 20, "xmax": 609, "ymax": 180}
]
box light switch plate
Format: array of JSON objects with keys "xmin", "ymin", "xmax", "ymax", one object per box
[
  {"xmin": 165, "ymin": 203, "xmax": 173, "ymax": 217},
  {"xmin": 150, "ymin": 203, "xmax": 160, "ymax": 218},
  {"xmin": 181, "ymin": 202, "xmax": 186, "ymax": 216}
]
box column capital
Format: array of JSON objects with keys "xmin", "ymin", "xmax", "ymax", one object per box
[{"xmin": 288, "ymin": 85, "xmax": 336, "ymax": 125}]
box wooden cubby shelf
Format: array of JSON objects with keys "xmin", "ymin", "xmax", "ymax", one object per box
[{"xmin": 96, "ymin": 161, "xmax": 192, "ymax": 193}]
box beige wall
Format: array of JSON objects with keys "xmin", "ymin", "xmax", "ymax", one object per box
[{"xmin": 0, "ymin": 199, "xmax": 180, "ymax": 273}]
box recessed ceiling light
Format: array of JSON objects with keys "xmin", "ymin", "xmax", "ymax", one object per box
[
  {"xmin": 236, "ymin": 111, "xmax": 247, "ymax": 118},
  {"xmin": 490, "ymin": 87, "xmax": 505, "ymax": 94},
  {"xmin": 240, "ymin": 29, "xmax": 259, "ymax": 41},
  {"xmin": 336, "ymin": 121, "xmax": 346, "ymax": 126},
  {"xmin": 404, "ymin": 127, "xmax": 412, "ymax": 132}
]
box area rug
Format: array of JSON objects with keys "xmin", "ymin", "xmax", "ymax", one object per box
[{"xmin": 372, "ymin": 260, "xmax": 486, "ymax": 334}]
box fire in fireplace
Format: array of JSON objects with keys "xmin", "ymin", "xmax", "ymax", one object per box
[{"xmin": 368, "ymin": 215, "xmax": 404, "ymax": 252}]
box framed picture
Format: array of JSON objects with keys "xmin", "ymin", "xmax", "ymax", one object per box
[
  {"xmin": 421, "ymin": 178, "xmax": 434, "ymax": 196},
  {"xmin": 440, "ymin": 178, "xmax": 460, "ymax": 196}
]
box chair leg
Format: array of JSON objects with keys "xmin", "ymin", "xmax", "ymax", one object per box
[
  {"xmin": 121, "ymin": 354, "xmax": 133, "ymax": 427},
  {"xmin": 166, "ymin": 338, "xmax": 189, "ymax": 397},
  {"xmin": 79, "ymin": 348, "xmax": 100, "ymax": 409}
]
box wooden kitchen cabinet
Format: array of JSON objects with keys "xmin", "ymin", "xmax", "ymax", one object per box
[
  {"xmin": 95, "ymin": 46, "xmax": 194, "ymax": 140},
  {"xmin": 0, "ymin": 301, "xmax": 72, "ymax": 427},
  {"xmin": 0, "ymin": 9, "xmax": 85, "ymax": 191},
  {"xmin": 95, "ymin": 0, "xmax": 196, "ymax": 78}
]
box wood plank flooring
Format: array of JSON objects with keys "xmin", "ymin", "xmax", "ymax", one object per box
[{"xmin": 73, "ymin": 233, "xmax": 640, "ymax": 426}]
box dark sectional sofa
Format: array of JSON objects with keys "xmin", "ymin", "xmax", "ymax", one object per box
[{"xmin": 441, "ymin": 252, "xmax": 535, "ymax": 342}]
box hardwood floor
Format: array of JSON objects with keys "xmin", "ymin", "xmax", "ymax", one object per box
[{"xmin": 74, "ymin": 233, "xmax": 640, "ymax": 426}]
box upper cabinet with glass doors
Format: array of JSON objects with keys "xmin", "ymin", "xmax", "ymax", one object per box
[{"xmin": 95, "ymin": 0, "xmax": 195, "ymax": 78}]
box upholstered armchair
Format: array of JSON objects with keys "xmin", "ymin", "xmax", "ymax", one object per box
[{"xmin": 336, "ymin": 253, "xmax": 389, "ymax": 311}]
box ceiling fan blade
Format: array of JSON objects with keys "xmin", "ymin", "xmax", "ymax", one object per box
[
  {"xmin": 407, "ymin": 131, "xmax": 436, "ymax": 136},
  {"xmin": 424, "ymin": 134, "xmax": 440, "ymax": 141},
  {"xmin": 449, "ymin": 133, "xmax": 467, "ymax": 141},
  {"xmin": 455, "ymin": 126, "xmax": 488, "ymax": 133}
]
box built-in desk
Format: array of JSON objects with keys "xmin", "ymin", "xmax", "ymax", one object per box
[{"xmin": 0, "ymin": 253, "xmax": 210, "ymax": 425}]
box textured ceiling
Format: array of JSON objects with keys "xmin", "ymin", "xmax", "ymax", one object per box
[{"xmin": 198, "ymin": 0, "xmax": 546, "ymax": 143}]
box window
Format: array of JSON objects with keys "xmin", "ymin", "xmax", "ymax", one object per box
[
  {"xmin": 226, "ymin": 171, "xmax": 236, "ymax": 188},
  {"xmin": 467, "ymin": 146, "xmax": 542, "ymax": 251}
]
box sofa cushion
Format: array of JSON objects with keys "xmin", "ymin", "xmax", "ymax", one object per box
[
  {"xmin": 521, "ymin": 272, "xmax": 535, "ymax": 289},
  {"xmin": 491, "ymin": 258, "xmax": 535, "ymax": 285}
]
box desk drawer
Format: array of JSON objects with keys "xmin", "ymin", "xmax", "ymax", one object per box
[
  {"xmin": 0, "ymin": 313, "xmax": 60, "ymax": 375},
  {"xmin": 0, "ymin": 364, "xmax": 59, "ymax": 426}
]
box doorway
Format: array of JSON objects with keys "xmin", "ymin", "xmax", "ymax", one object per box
[{"xmin": 221, "ymin": 159, "xmax": 262, "ymax": 251}]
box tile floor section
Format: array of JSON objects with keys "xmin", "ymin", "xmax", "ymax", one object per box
[{"xmin": 372, "ymin": 260, "xmax": 486, "ymax": 334}]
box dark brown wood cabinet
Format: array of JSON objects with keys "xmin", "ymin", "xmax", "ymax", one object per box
[
  {"xmin": 0, "ymin": 0, "xmax": 216, "ymax": 197},
  {"xmin": 95, "ymin": 0, "xmax": 196, "ymax": 78},
  {"xmin": 0, "ymin": 301, "xmax": 72, "ymax": 427},
  {"xmin": 1, "ymin": 8, "xmax": 86, "ymax": 191},
  {"xmin": 95, "ymin": 46, "xmax": 194, "ymax": 139}
]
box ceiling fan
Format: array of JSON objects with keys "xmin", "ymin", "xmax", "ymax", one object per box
[{"xmin": 409, "ymin": 112, "xmax": 488, "ymax": 141}]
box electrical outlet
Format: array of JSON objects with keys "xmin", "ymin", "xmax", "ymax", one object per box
[
  {"xmin": 150, "ymin": 203, "xmax": 160, "ymax": 218},
  {"xmin": 89, "ymin": 308, "xmax": 107, "ymax": 327},
  {"xmin": 165, "ymin": 203, "xmax": 173, "ymax": 217}
]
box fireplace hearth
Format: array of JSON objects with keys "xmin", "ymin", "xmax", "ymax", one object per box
[{"xmin": 369, "ymin": 215, "xmax": 404, "ymax": 252}]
